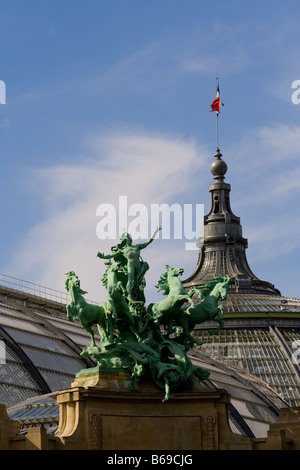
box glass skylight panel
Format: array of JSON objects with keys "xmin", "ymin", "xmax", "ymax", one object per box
[
  {"xmin": 3, "ymin": 328, "xmax": 75, "ymax": 354},
  {"xmin": 39, "ymin": 371, "xmax": 75, "ymax": 391},
  {"xmin": 0, "ymin": 383, "xmax": 39, "ymax": 408},
  {"xmin": 21, "ymin": 347, "xmax": 86, "ymax": 374}
]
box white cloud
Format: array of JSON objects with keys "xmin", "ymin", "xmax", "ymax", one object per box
[
  {"xmin": 7, "ymin": 130, "xmax": 207, "ymax": 304},
  {"xmin": 6, "ymin": 121, "xmax": 300, "ymax": 305}
]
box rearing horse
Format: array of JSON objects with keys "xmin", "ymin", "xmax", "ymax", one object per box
[
  {"xmin": 149, "ymin": 265, "xmax": 194, "ymax": 330},
  {"xmin": 101, "ymin": 261, "xmax": 140, "ymax": 340},
  {"xmin": 65, "ymin": 271, "xmax": 108, "ymax": 346},
  {"xmin": 178, "ymin": 275, "xmax": 232, "ymax": 347}
]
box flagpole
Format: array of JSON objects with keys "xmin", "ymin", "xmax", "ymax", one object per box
[
  {"xmin": 216, "ymin": 112, "xmax": 219, "ymax": 151},
  {"xmin": 210, "ymin": 69, "xmax": 223, "ymax": 152},
  {"xmin": 216, "ymin": 71, "xmax": 219, "ymax": 151}
]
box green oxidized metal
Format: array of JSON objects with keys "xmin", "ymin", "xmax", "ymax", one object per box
[{"xmin": 65, "ymin": 228, "xmax": 232, "ymax": 402}]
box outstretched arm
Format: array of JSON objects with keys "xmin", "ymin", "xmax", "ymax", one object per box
[
  {"xmin": 138, "ymin": 226, "xmax": 162, "ymax": 249},
  {"xmin": 97, "ymin": 252, "xmax": 114, "ymax": 260}
]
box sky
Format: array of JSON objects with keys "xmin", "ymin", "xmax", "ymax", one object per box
[{"xmin": 0, "ymin": 0, "xmax": 299, "ymax": 304}]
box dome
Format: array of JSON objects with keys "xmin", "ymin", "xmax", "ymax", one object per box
[{"xmin": 183, "ymin": 146, "xmax": 300, "ymax": 406}]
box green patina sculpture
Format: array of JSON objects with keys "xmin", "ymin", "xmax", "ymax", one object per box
[
  {"xmin": 66, "ymin": 229, "xmax": 232, "ymax": 401},
  {"xmin": 97, "ymin": 227, "xmax": 161, "ymax": 302},
  {"xmin": 65, "ymin": 271, "xmax": 109, "ymax": 345}
]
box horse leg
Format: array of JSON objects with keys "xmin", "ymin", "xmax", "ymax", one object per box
[
  {"xmin": 179, "ymin": 315, "xmax": 203, "ymax": 347},
  {"xmin": 105, "ymin": 314, "xmax": 115, "ymax": 343},
  {"xmin": 66, "ymin": 304, "xmax": 77, "ymax": 322},
  {"xmin": 208, "ymin": 306, "xmax": 224, "ymax": 335},
  {"xmin": 186, "ymin": 294, "xmax": 195, "ymax": 307},
  {"xmin": 96, "ymin": 315, "xmax": 112, "ymax": 343},
  {"xmin": 83, "ymin": 322, "xmax": 96, "ymax": 347},
  {"xmin": 177, "ymin": 294, "xmax": 195, "ymax": 310},
  {"xmin": 151, "ymin": 304, "xmax": 162, "ymax": 323}
]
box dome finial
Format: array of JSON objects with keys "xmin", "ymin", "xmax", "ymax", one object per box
[{"xmin": 210, "ymin": 147, "xmax": 227, "ymax": 181}]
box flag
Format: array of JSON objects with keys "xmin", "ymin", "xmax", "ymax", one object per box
[{"xmin": 211, "ymin": 84, "xmax": 223, "ymax": 113}]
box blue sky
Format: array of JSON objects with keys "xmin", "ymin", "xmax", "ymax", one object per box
[{"xmin": 0, "ymin": 0, "xmax": 299, "ymax": 302}]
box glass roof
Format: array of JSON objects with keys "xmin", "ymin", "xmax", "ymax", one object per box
[
  {"xmin": 222, "ymin": 294, "xmax": 300, "ymax": 314},
  {"xmin": 189, "ymin": 350, "xmax": 287, "ymax": 438},
  {"xmin": 0, "ymin": 289, "xmax": 97, "ymax": 408},
  {"xmin": 7, "ymin": 393, "xmax": 59, "ymax": 434},
  {"xmin": 194, "ymin": 326, "xmax": 300, "ymax": 407}
]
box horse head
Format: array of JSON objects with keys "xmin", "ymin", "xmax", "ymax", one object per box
[
  {"xmin": 166, "ymin": 265, "xmax": 184, "ymax": 277},
  {"xmin": 217, "ymin": 275, "xmax": 232, "ymax": 300},
  {"xmin": 155, "ymin": 266, "xmax": 185, "ymax": 296},
  {"xmin": 65, "ymin": 271, "xmax": 88, "ymax": 295}
]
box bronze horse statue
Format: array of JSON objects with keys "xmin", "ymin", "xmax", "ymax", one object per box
[
  {"xmin": 65, "ymin": 271, "xmax": 108, "ymax": 346},
  {"xmin": 178, "ymin": 274, "xmax": 232, "ymax": 347},
  {"xmin": 150, "ymin": 265, "xmax": 194, "ymax": 326},
  {"xmin": 150, "ymin": 268, "xmax": 231, "ymax": 348}
]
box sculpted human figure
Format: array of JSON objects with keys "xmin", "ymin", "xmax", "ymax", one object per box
[{"xmin": 97, "ymin": 227, "xmax": 161, "ymax": 301}]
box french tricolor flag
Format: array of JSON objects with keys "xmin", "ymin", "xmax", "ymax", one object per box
[{"xmin": 211, "ymin": 84, "xmax": 224, "ymax": 113}]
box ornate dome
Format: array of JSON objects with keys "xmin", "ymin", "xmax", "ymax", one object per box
[{"xmin": 183, "ymin": 147, "xmax": 300, "ymax": 406}]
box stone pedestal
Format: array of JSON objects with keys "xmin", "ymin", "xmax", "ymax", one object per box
[
  {"xmin": 265, "ymin": 407, "xmax": 300, "ymax": 450},
  {"xmin": 0, "ymin": 404, "xmax": 21, "ymax": 450},
  {"xmin": 53, "ymin": 368, "xmax": 250, "ymax": 450}
]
